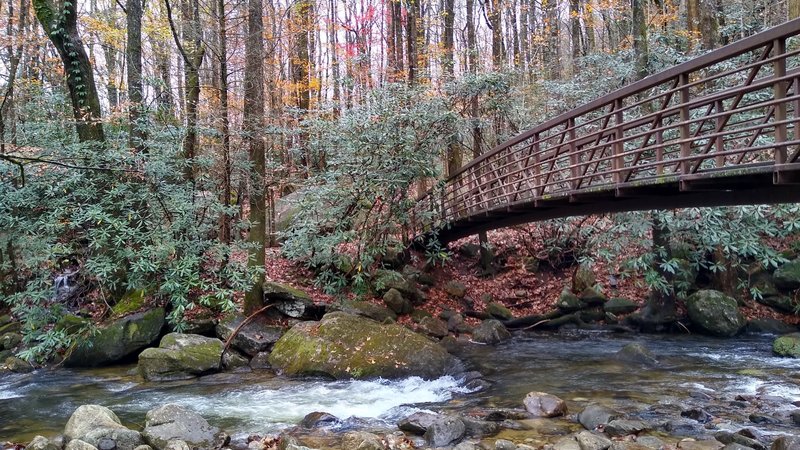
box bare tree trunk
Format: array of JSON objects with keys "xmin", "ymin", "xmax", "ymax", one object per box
[
  {"xmin": 545, "ymin": 0, "xmax": 560, "ymax": 78},
  {"xmin": 329, "ymin": 0, "xmax": 340, "ymax": 109},
  {"xmin": 791, "ymin": 0, "xmax": 800, "ymax": 19},
  {"xmin": 406, "ymin": 0, "xmax": 418, "ymax": 83},
  {"xmin": 632, "ymin": 0, "xmax": 648, "ymax": 79},
  {"xmin": 507, "ymin": 0, "xmax": 520, "ymax": 65},
  {"xmin": 486, "ymin": 0, "xmax": 503, "ymax": 68},
  {"xmin": 583, "ymin": 0, "xmax": 595, "ymax": 53},
  {"xmin": 127, "ymin": 0, "xmax": 145, "ymax": 151},
  {"xmin": 33, "ymin": 0, "xmax": 105, "ymax": 142},
  {"xmin": 519, "ymin": 0, "xmax": 529, "ymax": 73},
  {"xmin": 570, "ymin": 0, "xmax": 581, "ymax": 64},
  {"xmin": 0, "ymin": 0, "xmax": 28, "ymax": 149},
  {"xmin": 217, "ymin": 0, "xmax": 231, "ymax": 244},
  {"xmin": 243, "ymin": 0, "xmax": 267, "ymax": 314},
  {"xmin": 466, "ymin": 0, "xmax": 478, "ymax": 73}
]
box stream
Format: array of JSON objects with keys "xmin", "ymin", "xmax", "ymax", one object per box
[{"xmin": 2, "ymin": 330, "xmax": 799, "ymax": 446}]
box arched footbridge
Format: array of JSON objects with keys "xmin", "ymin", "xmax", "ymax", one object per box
[{"xmin": 410, "ymin": 18, "xmax": 800, "ymax": 244}]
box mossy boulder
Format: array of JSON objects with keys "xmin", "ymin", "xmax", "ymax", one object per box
[
  {"xmin": 472, "ymin": 320, "xmax": 511, "ymax": 344},
  {"xmin": 111, "ymin": 289, "xmax": 147, "ymax": 318},
  {"xmin": 757, "ymin": 295, "xmax": 796, "ymax": 314},
  {"xmin": 444, "ymin": 281, "xmax": 467, "ymax": 299},
  {"xmin": 138, "ymin": 333, "xmax": 223, "ymax": 381},
  {"xmin": 66, "ymin": 308, "xmax": 165, "ymax": 367},
  {"xmin": 773, "ymin": 333, "xmax": 800, "ymax": 358},
  {"xmin": 268, "ymin": 312, "xmax": 460, "ymax": 380},
  {"xmin": 331, "ymin": 300, "xmax": 397, "ymax": 323},
  {"xmin": 0, "ymin": 320, "xmax": 21, "ymax": 335},
  {"xmin": 572, "ymin": 264, "xmax": 596, "ymax": 293},
  {"xmin": 774, "ymin": 258, "xmax": 800, "ymax": 291},
  {"xmin": 486, "ymin": 302, "xmax": 513, "ymax": 320},
  {"xmin": 373, "ymin": 270, "xmax": 427, "ymax": 305},
  {"xmin": 604, "ymin": 298, "xmax": 638, "ymax": 315},
  {"xmin": 557, "ymin": 289, "xmax": 583, "ymax": 312},
  {"xmin": 686, "ymin": 290, "xmax": 745, "ymax": 337},
  {"xmin": 383, "ymin": 288, "xmax": 412, "ymax": 315},
  {"xmin": 579, "ymin": 287, "xmax": 606, "ymax": 306}
]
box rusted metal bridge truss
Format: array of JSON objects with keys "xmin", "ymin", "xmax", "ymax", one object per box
[{"xmin": 410, "ymin": 18, "xmax": 800, "ymax": 244}]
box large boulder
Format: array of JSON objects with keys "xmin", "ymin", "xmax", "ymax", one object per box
[
  {"xmin": 686, "ymin": 290, "xmax": 745, "ymax": 337},
  {"xmin": 523, "ymin": 392, "xmax": 567, "ymax": 417},
  {"xmin": 268, "ymin": 312, "xmax": 460, "ymax": 379},
  {"xmin": 142, "ymin": 404, "xmax": 226, "ymax": 450},
  {"xmin": 423, "ymin": 415, "xmax": 466, "ymax": 447},
  {"xmin": 773, "ymin": 333, "xmax": 800, "ymax": 358},
  {"xmin": 331, "ymin": 300, "xmax": 397, "ymax": 323},
  {"xmin": 373, "ymin": 270, "xmax": 427, "ymax": 305},
  {"xmin": 383, "ymin": 288, "xmax": 412, "ymax": 315},
  {"xmin": 472, "ymin": 320, "xmax": 511, "ymax": 344},
  {"xmin": 138, "ymin": 333, "xmax": 223, "ymax": 381},
  {"xmin": 262, "ymin": 282, "xmax": 314, "ymax": 319},
  {"xmin": 486, "ymin": 302, "xmax": 513, "ymax": 320},
  {"xmin": 573, "ymin": 264, "xmax": 596, "ymax": 293},
  {"xmin": 215, "ymin": 314, "xmax": 283, "ymax": 356},
  {"xmin": 774, "ymin": 259, "xmax": 800, "ymax": 291},
  {"xmin": 65, "ymin": 308, "xmax": 165, "ymax": 367},
  {"xmin": 64, "ymin": 405, "xmax": 144, "ymax": 450}
]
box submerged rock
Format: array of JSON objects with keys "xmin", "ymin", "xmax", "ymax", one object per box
[
  {"xmin": 472, "ymin": 320, "xmax": 511, "ymax": 344},
  {"xmin": 268, "ymin": 312, "xmax": 460, "ymax": 379},
  {"xmin": 142, "ymin": 404, "xmax": 227, "ymax": 450},
  {"xmin": 578, "ymin": 404, "xmax": 623, "ymax": 431},
  {"xmin": 523, "ymin": 392, "xmax": 567, "ymax": 417},
  {"xmin": 686, "ymin": 290, "xmax": 745, "ymax": 337},
  {"xmin": 65, "ymin": 308, "xmax": 165, "ymax": 367},
  {"xmin": 614, "ymin": 343, "xmax": 658, "ymax": 367},
  {"xmin": 138, "ymin": 333, "xmax": 223, "ymax": 381}
]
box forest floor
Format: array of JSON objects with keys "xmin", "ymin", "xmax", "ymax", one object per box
[{"xmin": 263, "ymin": 224, "xmax": 799, "ymax": 327}]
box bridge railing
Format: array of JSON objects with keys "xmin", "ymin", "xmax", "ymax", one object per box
[{"xmin": 409, "ymin": 18, "xmax": 800, "ymax": 241}]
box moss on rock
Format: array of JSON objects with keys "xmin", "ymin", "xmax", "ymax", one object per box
[
  {"xmin": 686, "ymin": 290, "xmax": 745, "ymax": 337},
  {"xmin": 111, "ymin": 289, "xmax": 147, "ymax": 318},
  {"xmin": 268, "ymin": 312, "xmax": 460, "ymax": 380},
  {"xmin": 773, "ymin": 333, "xmax": 800, "ymax": 358}
]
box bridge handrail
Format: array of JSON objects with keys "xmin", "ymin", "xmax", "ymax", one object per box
[{"xmin": 409, "ymin": 18, "xmax": 800, "ymax": 241}]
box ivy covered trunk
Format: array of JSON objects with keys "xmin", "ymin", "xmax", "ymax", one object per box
[{"xmin": 33, "ymin": 0, "xmax": 104, "ymax": 142}]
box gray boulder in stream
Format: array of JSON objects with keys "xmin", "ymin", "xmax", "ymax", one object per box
[
  {"xmin": 138, "ymin": 333, "xmax": 223, "ymax": 381},
  {"xmin": 64, "ymin": 308, "xmax": 165, "ymax": 367},
  {"xmin": 268, "ymin": 312, "xmax": 460, "ymax": 379},
  {"xmin": 142, "ymin": 404, "xmax": 228, "ymax": 450},
  {"xmin": 64, "ymin": 405, "xmax": 144, "ymax": 450},
  {"xmin": 773, "ymin": 333, "xmax": 800, "ymax": 358},
  {"xmin": 686, "ymin": 290, "xmax": 745, "ymax": 337}
]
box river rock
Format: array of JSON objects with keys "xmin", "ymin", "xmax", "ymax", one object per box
[
  {"xmin": 221, "ymin": 349, "xmax": 250, "ymax": 371},
  {"xmin": 576, "ymin": 431, "xmax": 613, "ymax": 450},
  {"xmin": 554, "ymin": 435, "xmax": 583, "ymax": 450},
  {"xmin": 523, "ymin": 392, "xmax": 567, "ymax": 417},
  {"xmin": 574, "ymin": 264, "xmax": 597, "ymax": 293},
  {"xmin": 418, "ymin": 316, "xmax": 449, "ymax": 338},
  {"xmin": 1, "ymin": 332, "xmax": 21, "ymax": 350},
  {"xmin": 494, "ymin": 439, "xmax": 516, "ymax": 450},
  {"xmin": 578, "ymin": 404, "xmax": 623, "ymax": 431},
  {"xmin": 635, "ymin": 436, "xmax": 666, "ymax": 449},
  {"xmin": 774, "ymin": 259, "xmax": 800, "ymax": 291},
  {"xmin": 453, "ymin": 442, "xmax": 480, "ymax": 450},
  {"xmin": 558, "ymin": 289, "xmax": 584, "ymax": 312},
  {"xmin": 262, "ymin": 282, "xmax": 314, "ymax": 319},
  {"xmin": 339, "ymin": 431, "xmax": 384, "ymax": 450},
  {"xmin": 714, "ymin": 432, "xmax": 766, "ymax": 450},
  {"xmin": 249, "ymin": 352, "xmax": 271, "ymax": 370},
  {"xmin": 373, "ymin": 270, "xmax": 427, "ymax": 305},
  {"xmin": 686, "ymin": 290, "xmax": 745, "ymax": 337},
  {"xmin": 747, "ymin": 318, "xmax": 796, "ymax": 334},
  {"xmin": 579, "ymin": 287, "xmax": 606, "ymax": 306},
  {"xmin": 604, "ymin": 298, "xmax": 638, "ymax": 315},
  {"xmin": 423, "ymin": 415, "xmax": 466, "ymax": 447},
  {"xmin": 138, "ymin": 333, "xmax": 223, "ymax": 381},
  {"xmin": 461, "ymin": 416, "xmax": 500, "ymax": 437},
  {"xmin": 773, "ymin": 333, "xmax": 800, "ymax": 357},
  {"xmin": 383, "ymin": 288, "xmax": 412, "ymax": 315},
  {"xmin": 66, "ymin": 441, "xmax": 99, "ymax": 450},
  {"xmin": 268, "ymin": 312, "xmax": 459, "ymax": 379},
  {"xmin": 398, "ymin": 412, "xmax": 438, "ymax": 434},
  {"xmin": 444, "ymin": 281, "xmax": 468, "ymax": 298},
  {"xmin": 677, "ymin": 440, "xmax": 724, "ymax": 450},
  {"xmin": 64, "ymin": 308, "xmax": 165, "ymax": 367},
  {"xmin": 722, "ymin": 444, "xmax": 756, "ymax": 450},
  {"xmin": 756, "ymin": 295, "xmax": 796, "ymax": 314},
  {"xmin": 604, "ymin": 419, "xmax": 650, "ymax": 437},
  {"xmin": 5, "ymin": 355, "xmax": 34, "ymax": 373},
  {"xmin": 332, "ymin": 300, "xmax": 397, "ymax": 323},
  {"xmin": 215, "ymin": 314, "xmax": 284, "ymax": 356},
  {"xmin": 486, "ymin": 302, "xmax": 513, "ymax": 320},
  {"xmin": 65, "ymin": 405, "xmax": 144, "ymax": 450},
  {"xmin": 142, "ymin": 404, "xmax": 227, "ymax": 450},
  {"xmin": 682, "ymin": 408, "xmax": 713, "ymax": 423},
  {"xmin": 771, "ymin": 435, "xmax": 800, "ymax": 450},
  {"xmin": 162, "ymin": 441, "xmax": 190, "ymax": 450},
  {"xmin": 614, "ymin": 343, "xmax": 658, "ymax": 367},
  {"xmin": 472, "ymin": 319, "xmax": 511, "ymax": 344},
  {"xmin": 28, "ymin": 436, "xmax": 61, "ymax": 450},
  {"xmin": 300, "ymin": 412, "xmax": 339, "ymax": 429}
]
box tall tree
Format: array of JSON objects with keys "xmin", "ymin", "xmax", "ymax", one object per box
[
  {"xmin": 33, "ymin": 0, "xmax": 105, "ymax": 142},
  {"xmin": 216, "ymin": 0, "xmax": 231, "ymax": 243},
  {"xmin": 544, "ymin": 0, "xmax": 560, "ymax": 78},
  {"xmin": 127, "ymin": 0, "xmax": 145, "ymax": 151},
  {"xmin": 165, "ymin": 0, "xmax": 205, "ymax": 180},
  {"xmin": 486, "ymin": 0, "xmax": 503, "ymax": 67},
  {"xmin": 441, "ymin": 0, "xmax": 455, "ymax": 76},
  {"xmin": 466, "ymin": 0, "xmax": 478, "ymax": 73},
  {"xmin": 243, "ymin": 0, "xmax": 267, "ymax": 314}
]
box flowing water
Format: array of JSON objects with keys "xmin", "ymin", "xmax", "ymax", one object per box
[{"xmin": 2, "ymin": 330, "xmax": 799, "ymax": 445}]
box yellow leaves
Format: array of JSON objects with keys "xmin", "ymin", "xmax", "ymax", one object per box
[{"xmin": 82, "ymin": 16, "xmax": 125, "ymax": 50}]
